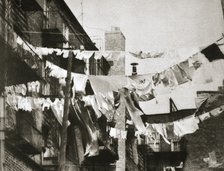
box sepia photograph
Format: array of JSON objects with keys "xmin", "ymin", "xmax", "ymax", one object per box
[{"xmin": 0, "ymin": 0, "xmax": 224, "ymax": 170}]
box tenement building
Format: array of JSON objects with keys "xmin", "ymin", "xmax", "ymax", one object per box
[{"xmin": 0, "ymin": 0, "xmax": 116, "ymax": 171}]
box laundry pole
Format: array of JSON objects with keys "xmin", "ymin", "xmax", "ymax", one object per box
[{"xmin": 58, "ymin": 51, "xmax": 73, "ymax": 171}]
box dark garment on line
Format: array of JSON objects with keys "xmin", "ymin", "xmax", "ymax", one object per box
[{"xmin": 201, "ymin": 43, "xmax": 224, "ymax": 62}]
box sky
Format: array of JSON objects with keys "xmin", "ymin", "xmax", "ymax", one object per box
[{"xmin": 65, "ymin": 0, "xmax": 224, "ymax": 52}]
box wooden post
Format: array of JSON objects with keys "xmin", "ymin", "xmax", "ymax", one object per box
[
  {"xmin": 58, "ymin": 51, "xmax": 73, "ymax": 171},
  {"xmin": 0, "ymin": 97, "xmax": 5, "ymax": 171}
]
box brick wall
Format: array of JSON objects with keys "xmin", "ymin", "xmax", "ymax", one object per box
[
  {"xmin": 114, "ymin": 101, "xmax": 126, "ymax": 171},
  {"xmin": 105, "ymin": 31, "xmax": 125, "ymax": 51},
  {"xmin": 107, "ymin": 56, "xmax": 125, "ymax": 76},
  {"xmin": 106, "ymin": 51, "xmax": 126, "ymax": 171},
  {"xmin": 183, "ymin": 112, "xmax": 224, "ymax": 171},
  {"xmin": 126, "ymin": 138, "xmax": 140, "ymax": 171},
  {"xmin": 5, "ymin": 145, "xmax": 44, "ymax": 171}
]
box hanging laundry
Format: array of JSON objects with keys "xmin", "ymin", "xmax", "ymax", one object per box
[
  {"xmin": 201, "ymin": 43, "xmax": 224, "ymax": 62},
  {"xmin": 45, "ymin": 61, "xmax": 67, "ymax": 79},
  {"xmin": 152, "ymin": 73, "xmax": 161, "ymax": 86},
  {"xmin": 46, "ymin": 61, "xmax": 88, "ymax": 94},
  {"xmin": 163, "ymin": 68, "xmax": 179, "ymax": 88},
  {"xmin": 35, "ymin": 46, "xmax": 55, "ymax": 56},
  {"xmin": 72, "ymin": 73, "xmax": 88, "ymax": 93},
  {"xmin": 43, "ymin": 147, "xmax": 56, "ymax": 158},
  {"xmin": 109, "ymin": 128, "xmax": 117, "ymax": 138},
  {"xmin": 89, "ymin": 75, "xmax": 128, "ymax": 96},
  {"xmin": 141, "ymin": 81, "xmax": 196, "ymax": 115},
  {"xmin": 34, "ymin": 109, "xmax": 43, "ymax": 131},
  {"xmin": 5, "ymin": 84, "xmax": 27, "ymax": 96},
  {"xmin": 5, "ymin": 94, "xmax": 65, "ymax": 126},
  {"xmin": 129, "ymin": 51, "xmax": 164, "ymax": 59},
  {"xmin": 179, "ymin": 60, "xmax": 195, "ymax": 80},
  {"xmin": 16, "ymin": 36, "xmax": 23, "ymax": 45},
  {"xmin": 126, "ymin": 119, "xmax": 134, "ymax": 125},
  {"xmin": 152, "ymin": 123, "xmax": 170, "ymax": 144},
  {"xmin": 160, "ymin": 71, "xmax": 170, "ymax": 87},
  {"xmin": 120, "ymin": 88, "xmax": 146, "ymax": 133},
  {"xmin": 189, "ymin": 52, "xmax": 209, "ymax": 68},
  {"xmin": 95, "ymin": 51, "xmax": 125, "ymax": 61},
  {"xmin": 6, "ymin": 95, "xmax": 19, "ymax": 111},
  {"xmin": 50, "ymin": 98, "xmax": 64, "ymax": 125},
  {"xmin": 72, "ymin": 100, "xmax": 99, "ymax": 157},
  {"xmin": 135, "ymin": 131, "xmax": 145, "ymax": 145},
  {"xmin": 89, "ymin": 75, "xmax": 126, "ymax": 119},
  {"xmin": 127, "ymin": 74, "xmax": 155, "ymax": 101},
  {"xmin": 121, "ymin": 130, "xmax": 127, "ymax": 139},
  {"xmin": 5, "ymin": 86, "xmax": 15, "ymax": 95},
  {"xmin": 75, "ymin": 51, "xmax": 95, "ymax": 61},
  {"xmin": 192, "ymin": 61, "xmax": 217, "ymax": 85},
  {"xmin": 14, "ymin": 84, "xmax": 27, "ymax": 95},
  {"xmin": 55, "ymin": 48, "xmax": 63, "ymax": 56},
  {"xmin": 82, "ymin": 95, "xmax": 102, "ymax": 119},
  {"xmin": 139, "ymin": 95, "xmax": 170, "ymax": 115},
  {"xmin": 170, "ymin": 84, "xmax": 197, "ymax": 110},
  {"xmin": 115, "ymin": 128, "xmax": 122, "ymax": 139},
  {"xmin": 197, "ymin": 92, "xmax": 224, "ymax": 113},
  {"xmin": 72, "ymin": 50, "xmax": 80, "ymax": 56},
  {"xmin": 145, "ymin": 123, "xmax": 156, "ymax": 141},
  {"xmin": 173, "ymin": 115, "xmax": 199, "ymax": 137},
  {"xmin": 62, "ymin": 49, "xmax": 69, "ymax": 58},
  {"xmin": 195, "ymin": 93, "xmax": 209, "ymax": 108},
  {"xmin": 130, "ymin": 91, "xmax": 144, "ymax": 113},
  {"xmin": 109, "ymin": 128, "xmax": 127, "ymax": 140},
  {"xmin": 42, "ymin": 47, "xmax": 54, "ymax": 56},
  {"xmin": 210, "ymin": 105, "xmax": 224, "ymax": 117},
  {"xmin": 154, "ymin": 79, "xmax": 171, "ymax": 95},
  {"xmin": 42, "ymin": 98, "xmax": 53, "ymax": 111},
  {"xmin": 113, "ymin": 91, "xmax": 121, "ymax": 109},
  {"xmin": 17, "ymin": 96, "xmax": 32, "ymax": 111},
  {"xmin": 126, "ymin": 50, "xmax": 192, "ymax": 75},
  {"xmin": 100, "ymin": 56, "xmax": 111, "ymax": 75},
  {"xmin": 171, "ymin": 65, "xmax": 190, "ymax": 84},
  {"xmin": 94, "ymin": 51, "xmax": 104, "ymax": 60},
  {"xmin": 198, "ymin": 112, "xmax": 211, "ymax": 122},
  {"xmin": 93, "ymin": 92, "xmax": 119, "ymax": 122},
  {"xmin": 32, "ymin": 97, "xmax": 43, "ymax": 110},
  {"xmin": 156, "ymin": 69, "xmax": 177, "ymax": 93},
  {"xmin": 27, "ymin": 81, "xmax": 41, "ymax": 93},
  {"xmin": 166, "ymin": 123, "xmax": 175, "ymax": 139}
]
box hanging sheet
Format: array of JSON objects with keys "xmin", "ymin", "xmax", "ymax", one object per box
[{"xmin": 120, "ymin": 88, "xmax": 146, "ymax": 133}]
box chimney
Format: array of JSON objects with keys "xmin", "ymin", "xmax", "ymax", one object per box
[{"xmin": 131, "ymin": 63, "xmax": 138, "ymax": 75}]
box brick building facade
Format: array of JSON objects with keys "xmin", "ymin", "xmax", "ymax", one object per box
[
  {"xmin": 0, "ymin": 0, "xmax": 111, "ymax": 171},
  {"xmin": 105, "ymin": 27, "xmax": 126, "ymax": 51}
]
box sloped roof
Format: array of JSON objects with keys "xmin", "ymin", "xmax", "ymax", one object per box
[{"xmin": 56, "ymin": 0, "xmax": 98, "ymax": 50}]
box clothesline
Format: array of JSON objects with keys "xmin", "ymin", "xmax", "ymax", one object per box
[
  {"xmin": 8, "ymin": 54, "xmax": 224, "ymax": 130},
  {"xmin": 16, "ymin": 35, "xmax": 222, "ymax": 65},
  {"xmin": 6, "ymin": 94, "xmax": 64, "ymax": 125},
  {"xmin": 46, "ymin": 53, "xmax": 224, "ymax": 110},
  {"xmin": 13, "ymin": 35, "xmax": 224, "ymax": 143},
  {"xmin": 16, "ymin": 36, "xmax": 125, "ymax": 61},
  {"xmin": 135, "ymin": 104, "xmax": 224, "ymax": 146},
  {"xmin": 17, "ymin": 33, "xmax": 224, "ymax": 59}
]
